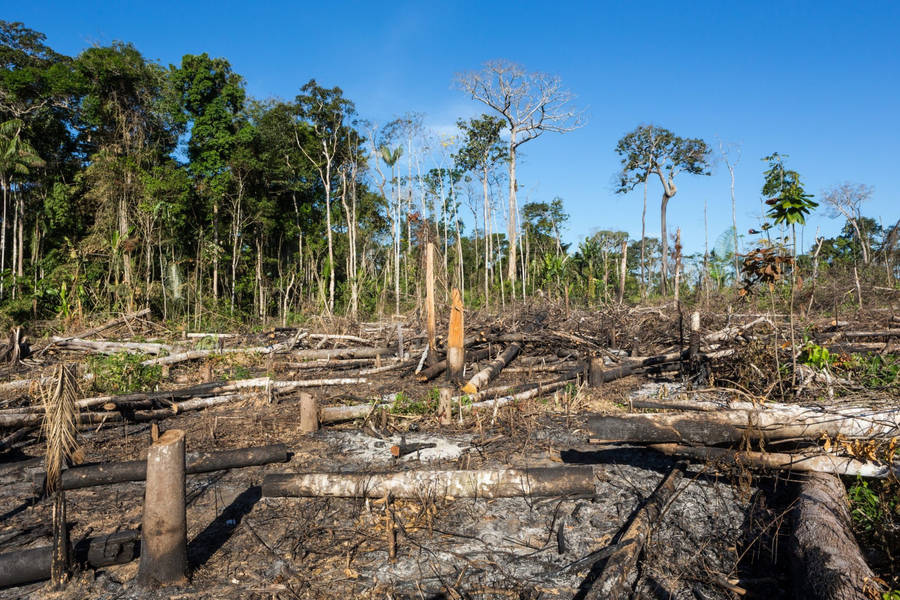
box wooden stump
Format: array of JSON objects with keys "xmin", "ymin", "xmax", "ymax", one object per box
[
  {"xmin": 137, "ymin": 429, "xmax": 187, "ymax": 587},
  {"xmin": 438, "ymin": 387, "xmax": 453, "ymax": 426},
  {"xmin": 588, "ymin": 357, "xmax": 605, "ymax": 387},
  {"xmin": 447, "ymin": 288, "xmax": 465, "ymax": 384},
  {"xmin": 425, "ymin": 242, "xmax": 437, "ymax": 365},
  {"xmin": 299, "ymin": 393, "xmax": 319, "ymax": 433}
]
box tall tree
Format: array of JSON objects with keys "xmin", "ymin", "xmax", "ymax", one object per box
[
  {"xmin": 76, "ymin": 42, "xmax": 176, "ymax": 300},
  {"xmin": 822, "ymin": 182, "xmax": 873, "ymax": 265},
  {"xmin": 295, "ymin": 79, "xmax": 356, "ymax": 314},
  {"xmin": 456, "ymin": 60, "xmax": 584, "ymax": 285},
  {"xmin": 454, "ymin": 114, "xmax": 507, "ymax": 304},
  {"xmin": 171, "ymin": 53, "xmax": 246, "ymax": 303},
  {"xmin": 615, "ymin": 124, "xmax": 710, "ymax": 294}
]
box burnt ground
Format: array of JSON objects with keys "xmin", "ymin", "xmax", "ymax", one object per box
[
  {"xmin": 0, "ymin": 377, "xmax": 796, "ymax": 599},
  {"xmin": 3, "ymin": 303, "xmax": 894, "ymax": 599}
]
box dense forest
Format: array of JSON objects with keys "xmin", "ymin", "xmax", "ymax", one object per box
[{"xmin": 1, "ymin": 20, "xmax": 897, "ymax": 329}]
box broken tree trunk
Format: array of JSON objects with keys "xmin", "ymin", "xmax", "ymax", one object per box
[
  {"xmin": 790, "ymin": 473, "xmax": 880, "ymax": 599},
  {"xmin": 32, "ymin": 444, "xmax": 288, "ymax": 492},
  {"xmin": 650, "ymin": 444, "xmax": 899, "ymax": 479},
  {"xmin": 582, "ymin": 464, "xmax": 683, "ymax": 599},
  {"xmin": 588, "ymin": 405, "xmax": 900, "ymax": 444},
  {"xmin": 461, "ymin": 343, "xmax": 521, "ymax": 394},
  {"xmin": 0, "ymin": 529, "xmax": 140, "ymax": 588},
  {"xmin": 262, "ymin": 466, "xmax": 598, "ymax": 499},
  {"xmin": 447, "ymin": 288, "xmax": 465, "ymax": 383},
  {"xmin": 137, "ymin": 429, "xmax": 187, "ymax": 587}
]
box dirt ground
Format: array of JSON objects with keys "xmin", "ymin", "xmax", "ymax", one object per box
[{"xmin": 1, "ymin": 304, "xmax": 894, "ymax": 598}]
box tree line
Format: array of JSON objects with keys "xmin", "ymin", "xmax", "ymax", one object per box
[{"xmin": 1, "ymin": 21, "xmax": 896, "ymax": 327}]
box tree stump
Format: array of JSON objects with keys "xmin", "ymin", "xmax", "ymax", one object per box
[
  {"xmin": 299, "ymin": 392, "xmax": 319, "ymax": 433},
  {"xmin": 137, "ymin": 429, "xmax": 187, "ymax": 587}
]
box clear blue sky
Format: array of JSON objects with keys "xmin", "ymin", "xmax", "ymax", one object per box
[{"xmin": 9, "ymin": 0, "xmax": 899, "ymax": 254}]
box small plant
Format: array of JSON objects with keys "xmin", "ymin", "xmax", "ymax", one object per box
[
  {"xmin": 88, "ymin": 352, "xmax": 162, "ymax": 394},
  {"xmin": 799, "ymin": 343, "xmax": 833, "ymax": 369},
  {"xmin": 390, "ymin": 391, "xmax": 437, "ymax": 415},
  {"xmin": 849, "ymin": 477, "xmax": 885, "ymax": 534}
]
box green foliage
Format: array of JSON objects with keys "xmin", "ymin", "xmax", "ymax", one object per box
[
  {"xmin": 799, "ymin": 342, "xmax": 833, "ymax": 369},
  {"xmin": 88, "ymin": 352, "xmax": 162, "ymax": 394},
  {"xmin": 761, "ymin": 152, "xmax": 817, "ymax": 226},
  {"xmin": 847, "ymin": 353, "xmax": 900, "ymax": 389},
  {"xmin": 390, "ymin": 390, "xmax": 437, "ymax": 415}
]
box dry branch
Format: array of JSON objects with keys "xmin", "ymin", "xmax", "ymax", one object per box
[{"xmin": 583, "ymin": 464, "xmax": 683, "ymax": 599}]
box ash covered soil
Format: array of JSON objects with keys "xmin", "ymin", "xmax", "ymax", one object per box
[{"xmin": 1, "ymin": 385, "xmax": 793, "ymax": 599}]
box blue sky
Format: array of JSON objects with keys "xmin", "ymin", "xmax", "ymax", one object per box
[{"xmin": 9, "ymin": 0, "xmax": 899, "ymax": 254}]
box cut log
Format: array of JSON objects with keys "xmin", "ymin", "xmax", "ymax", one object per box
[
  {"xmin": 262, "ymin": 465, "xmax": 599, "ymax": 499},
  {"xmin": 447, "ymin": 288, "xmax": 465, "ymax": 383},
  {"xmin": 588, "ymin": 405, "xmax": 900, "ymax": 444},
  {"xmin": 32, "ymin": 444, "xmax": 289, "ymax": 492},
  {"xmin": 141, "ymin": 344, "xmax": 395, "ymax": 367},
  {"xmin": 49, "ymin": 337, "xmax": 173, "ymax": 355},
  {"xmin": 416, "ymin": 347, "xmax": 491, "ymax": 382},
  {"xmin": 790, "ymin": 473, "xmax": 879, "ymax": 599},
  {"xmin": 649, "ymin": 444, "xmax": 899, "ymax": 479},
  {"xmin": 137, "ymin": 429, "xmax": 187, "ymax": 586},
  {"xmin": 460, "ymin": 343, "xmax": 521, "ymax": 394},
  {"xmin": 0, "ymin": 529, "xmax": 140, "ymax": 588},
  {"xmin": 582, "ymin": 464, "xmax": 683, "ymax": 599}
]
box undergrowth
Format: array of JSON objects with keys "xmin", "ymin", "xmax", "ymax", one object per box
[{"xmin": 88, "ymin": 352, "xmax": 162, "ymax": 394}]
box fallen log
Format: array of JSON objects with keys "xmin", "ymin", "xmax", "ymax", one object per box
[
  {"xmin": 262, "ymin": 465, "xmax": 598, "ymax": 499},
  {"xmin": 142, "ymin": 345, "xmax": 395, "ymax": 366},
  {"xmin": 32, "ymin": 444, "xmax": 289, "ymax": 492},
  {"xmin": 790, "ymin": 473, "xmax": 880, "ymax": 599},
  {"xmin": 588, "ymin": 405, "xmax": 900, "ymax": 445},
  {"xmin": 49, "ymin": 337, "xmax": 173, "ymax": 356},
  {"xmin": 649, "ymin": 444, "xmax": 899, "ymax": 478},
  {"xmin": 284, "ymin": 358, "xmax": 374, "ymax": 370},
  {"xmin": 416, "ymin": 347, "xmax": 491, "ymax": 382},
  {"xmin": 0, "ymin": 529, "xmax": 140, "ymax": 588},
  {"xmin": 461, "ymin": 343, "xmax": 521, "ymax": 394},
  {"xmin": 582, "ymin": 464, "xmax": 683, "ymax": 599}
]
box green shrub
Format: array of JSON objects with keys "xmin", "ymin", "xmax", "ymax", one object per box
[{"xmin": 88, "ymin": 352, "xmax": 162, "ymax": 394}]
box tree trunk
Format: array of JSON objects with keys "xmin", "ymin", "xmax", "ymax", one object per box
[
  {"xmin": 790, "ymin": 473, "xmax": 878, "ymax": 599},
  {"xmin": 460, "ymin": 343, "xmax": 521, "ymax": 394},
  {"xmin": 262, "ymin": 466, "xmax": 597, "ymax": 499},
  {"xmin": 137, "ymin": 430, "xmax": 187, "ymax": 587},
  {"xmin": 660, "ymin": 191, "xmax": 671, "ymax": 295},
  {"xmin": 507, "ymin": 135, "xmax": 518, "ymax": 283}
]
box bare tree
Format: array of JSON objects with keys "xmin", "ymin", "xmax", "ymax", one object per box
[
  {"xmin": 456, "ymin": 60, "xmax": 585, "ymax": 285},
  {"xmin": 823, "ymin": 182, "xmax": 874, "ymax": 265},
  {"xmin": 718, "ymin": 140, "xmax": 742, "ymax": 282}
]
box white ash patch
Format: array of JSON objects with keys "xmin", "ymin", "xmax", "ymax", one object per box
[{"xmin": 319, "ymin": 430, "xmax": 470, "ymax": 465}]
